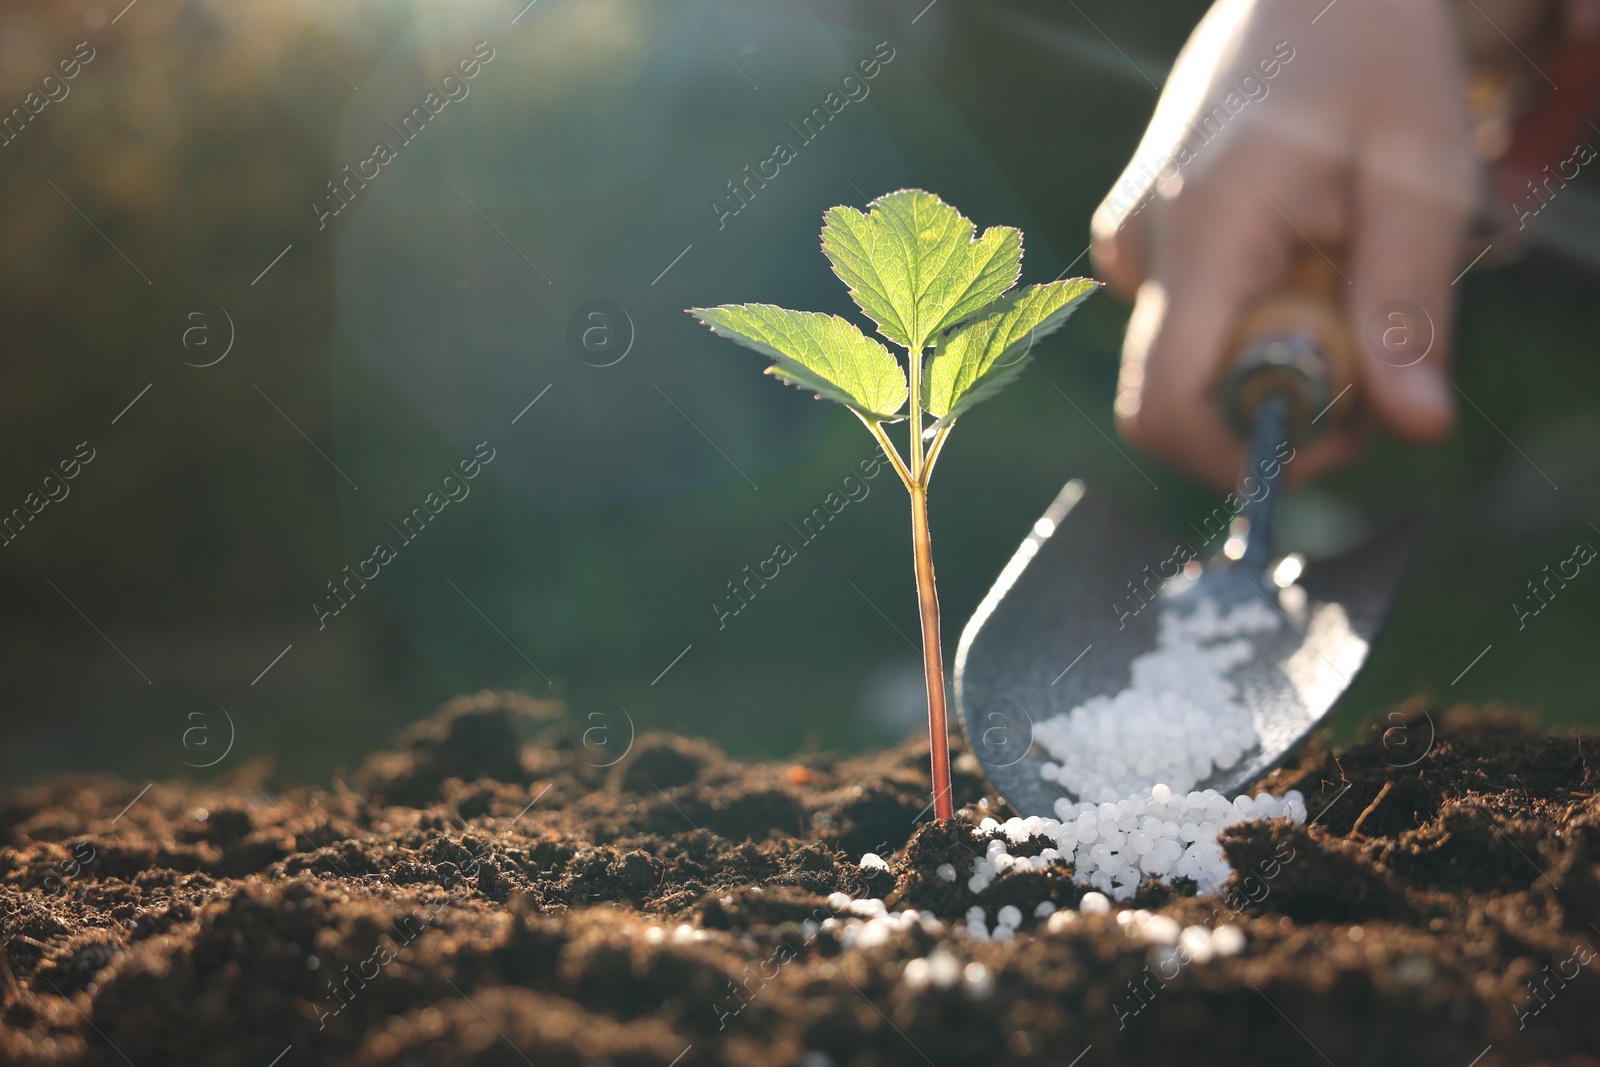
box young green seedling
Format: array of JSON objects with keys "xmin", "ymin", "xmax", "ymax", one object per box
[{"xmin": 689, "ymin": 189, "xmax": 1098, "ymax": 821}]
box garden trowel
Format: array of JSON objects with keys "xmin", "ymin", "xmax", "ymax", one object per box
[{"xmin": 954, "ymin": 254, "xmax": 1420, "ymax": 817}]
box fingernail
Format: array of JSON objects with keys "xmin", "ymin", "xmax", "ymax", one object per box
[{"xmin": 1391, "ymin": 365, "xmax": 1453, "ymax": 430}]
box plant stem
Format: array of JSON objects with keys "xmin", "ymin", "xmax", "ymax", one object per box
[
  {"xmin": 901, "ymin": 342, "xmax": 952, "ymax": 820},
  {"xmin": 910, "ymin": 482, "xmax": 954, "ymax": 821}
]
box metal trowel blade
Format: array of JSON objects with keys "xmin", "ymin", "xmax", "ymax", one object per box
[{"xmin": 953, "ymin": 480, "xmax": 1419, "ymax": 818}]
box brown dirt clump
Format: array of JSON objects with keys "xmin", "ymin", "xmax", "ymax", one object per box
[{"xmin": 3, "ymin": 695, "xmax": 1599, "ymax": 1066}]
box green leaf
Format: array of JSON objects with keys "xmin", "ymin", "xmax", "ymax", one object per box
[
  {"xmin": 923, "ymin": 278, "xmax": 1100, "ymax": 422},
  {"xmin": 821, "ymin": 189, "xmax": 1022, "ymax": 352},
  {"xmin": 688, "ymin": 303, "xmax": 908, "ymax": 421}
]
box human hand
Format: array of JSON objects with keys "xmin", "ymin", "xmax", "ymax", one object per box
[{"xmin": 1090, "ymin": 0, "xmax": 1477, "ymax": 490}]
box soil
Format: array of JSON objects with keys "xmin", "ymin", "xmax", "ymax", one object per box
[{"xmin": 4, "ymin": 692, "xmax": 1600, "ymax": 1067}]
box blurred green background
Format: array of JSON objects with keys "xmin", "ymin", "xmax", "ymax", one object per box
[{"xmin": 1, "ymin": 0, "xmax": 1595, "ymax": 787}]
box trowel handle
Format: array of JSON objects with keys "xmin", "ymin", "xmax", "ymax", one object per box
[{"xmin": 1219, "ymin": 252, "xmax": 1356, "ymax": 443}]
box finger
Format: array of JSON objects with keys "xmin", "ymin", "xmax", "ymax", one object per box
[
  {"xmin": 1346, "ymin": 41, "xmax": 1474, "ymax": 442},
  {"xmin": 1116, "ymin": 177, "xmax": 1283, "ymax": 491},
  {"xmin": 1090, "ymin": 172, "xmax": 1152, "ymax": 298}
]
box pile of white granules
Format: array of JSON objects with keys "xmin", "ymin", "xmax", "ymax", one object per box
[
  {"xmin": 976, "ymin": 592, "xmax": 1307, "ymax": 901},
  {"xmin": 964, "ymin": 787, "xmax": 1306, "ymax": 900},
  {"xmin": 1033, "ymin": 594, "xmax": 1281, "ymax": 801}
]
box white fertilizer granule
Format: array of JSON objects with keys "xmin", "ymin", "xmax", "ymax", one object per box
[{"xmin": 1033, "ymin": 594, "xmax": 1281, "ymax": 801}]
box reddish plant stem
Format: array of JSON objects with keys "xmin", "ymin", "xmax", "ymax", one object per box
[{"xmin": 910, "ymin": 484, "xmax": 953, "ymax": 821}]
